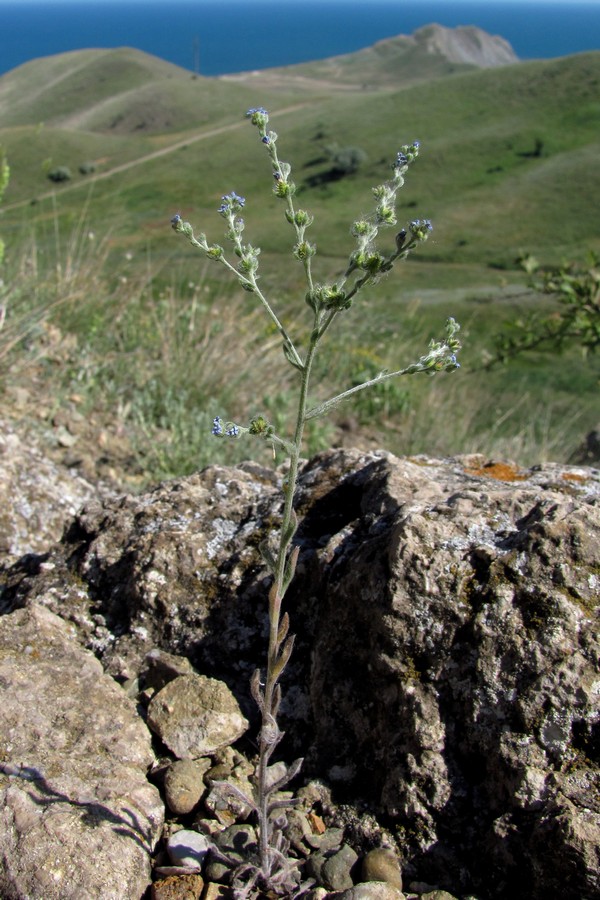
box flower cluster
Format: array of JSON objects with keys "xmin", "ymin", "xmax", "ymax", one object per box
[
  {"xmin": 410, "ymin": 317, "xmax": 462, "ymax": 374},
  {"xmin": 343, "ymin": 140, "xmax": 430, "ymax": 287},
  {"xmin": 393, "ymin": 140, "xmax": 420, "ymax": 172},
  {"xmin": 218, "ymin": 192, "xmax": 246, "ymax": 216},
  {"xmin": 211, "ymin": 416, "xmax": 241, "ymax": 438},
  {"xmin": 409, "ymin": 218, "xmax": 434, "ymax": 241}
]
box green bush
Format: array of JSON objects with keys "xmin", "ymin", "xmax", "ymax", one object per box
[{"xmin": 47, "ymin": 166, "xmax": 72, "ymax": 183}]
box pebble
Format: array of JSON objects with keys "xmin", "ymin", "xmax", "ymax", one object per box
[
  {"xmin": 361, "ymin": 847, "xmax": 403, "ymax": 889},
  {"xmin": 335, "ymin": 885, "xmax": 406, "ymax": 900},
  {"xmin": 203, "ymin": 884, "xmax": 232, "ymax": 900},
  {"xmin": 204, "ymin": 771, "xmax": 254, "ymax": 825},
  {"xmin": 421, "ymin": 892, "xmax": 460, "ymax": 900},
  {"xmin": 166, "ymin": 830, "xmax": 211, "ymax": 870},
  {"xmin": 164, "ymin": 758, "xmax": 211, "ymax": 816},
  {"xmin": 305, "ymin": 824, "xmax": 345, "ymax": 851},
  {"xmin": 151, "ymin": 873, "xmax": 204, "ymax": 900},
  {"xmin": 321, "ymin": 842, "xmax": 359, "ymax": 891},
  {"xmin": 204, "ymin": 823, "xmax": 257, "ymax": 882},
  {"xmin": 143, "ymin": 648, "xmax": 196, "ymax": 692}
]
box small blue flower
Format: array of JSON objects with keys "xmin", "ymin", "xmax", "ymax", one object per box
[
  {"xmin": 225, "ymin": 424, "xmax": 240, "ymax": 437},
  {"xmin": 218, "ymin": 192, "xmax": 246, "ymax": 214},
  {"xmin": 246, "ymin": 106, "xmax": 268, "ymax": 117},
  {"xmin": 212, "ymin": 416, "xmax": 224, "ymax": 436},
  {"xmin": 262, "ymin": 136, "xmax": 271, "ymax": 144}
]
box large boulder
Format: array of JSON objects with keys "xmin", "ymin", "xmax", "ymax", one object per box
[
  {"xmin": 0, "ymin": 604, "xmax": 164, "ymax": 899},
  {"xmin": 1, "ymin": 448, "xmax": 598, "ymax": 899}
]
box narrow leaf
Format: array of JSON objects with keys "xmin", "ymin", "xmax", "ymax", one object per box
[
  {"xmin": 282, "ymin": 545, "xmax": 300, "ymax": 592},
  {"xmin": 271, "ymin": 683, "xmax": 282, "ymax": 719},
  {"xmin": 250, "ymin": 668, "xmax": 264, "ymax": 712},
  {"xmin": 259, "ymin": 540, "xmax": 277, "ymax": 573},
  {"xmin": 277, "ymin": 612, "xmax": 290, "ymax": 644}
]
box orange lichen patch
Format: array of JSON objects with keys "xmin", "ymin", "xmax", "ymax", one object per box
[
  {"xmin": 561, "ymin": 472, "xmax": 589, "ymax": 484},
  {"xmin": 464, "ymin": 461, "xmax": 528, "ymax": 482},
  {"xmin": 308, "ymin": 812, "xmax": 326, "ymax": 835}
]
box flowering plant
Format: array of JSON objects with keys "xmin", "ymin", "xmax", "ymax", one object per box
[{"xmin": 171, "ymin": 107, "xmax": 460, "ymax": 896}]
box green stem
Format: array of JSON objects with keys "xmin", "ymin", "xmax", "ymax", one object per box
[{"xmin": 257, "ymin": 328, "xmax": 319, "ymax": 878}]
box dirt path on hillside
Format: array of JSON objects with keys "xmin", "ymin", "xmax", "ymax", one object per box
[{"xmin": 3, "ymin": 102, "xmax": 310, "ymax": 212}]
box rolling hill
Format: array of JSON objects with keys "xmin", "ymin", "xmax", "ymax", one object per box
[
  {"xmin": 0, "ymin": 30, "xmax": 598, "ymax": 275},
  {"xmin": 0, "ymin": 28, "xmax": 598, "ymax": 478}
]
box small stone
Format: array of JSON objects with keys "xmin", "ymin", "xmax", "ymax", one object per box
[
  {"xmin": 204, "ymin": 773, "xmax": 254, "ymax": 826},
  {"xmin": 361, "ymin": 848, "xmax": 402, "ymax": 890},
  {"xmin": 204, "ymin": 823, "xmax": 257, "ymax": 882},
  {"xmin": 143, "ymin": 648, "xmax": 196, "ymax": 691},
  {"xmin": 151, "ymin": 873, "xmax": 204, "ymax": 899},
  {"xmin": 286, "ymin": 807, "xmax": 315, "ymax": 856},
  {"xmin": 308, "ymin": 811, "xmax": 326, "ymax": 834},
  {"xmin": 164, "ymin": 758, "xmax": 211, "ymax": 815},
  {"xmin": 166, "ymin": 830, "xmax": 211, "ymax": 870},
  {"xmin": 421, "ymin": 892, "xmax": 460, "ymax": 900},
  {"xmin": 203, "ymin": 884, "xmax": 232, "ymax": 900},
  {"xmin": 146, "ymin": 674, "xmax": 249, "ymax": 759},
  {"xmin": 321, "ymin": 842, "xmax": 358, "ymax": 891},
  {"xmin": 336, "ymin": 885, "xmax": 406, "ymax": 900},
  {"xmin": 305, "ymin": 824, "xmax": 345, "ymax": 852}
]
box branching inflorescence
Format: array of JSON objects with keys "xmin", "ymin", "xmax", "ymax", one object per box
[{"xmin": 171, "ymin": 107, "xmax": 461, "ymax": 896}]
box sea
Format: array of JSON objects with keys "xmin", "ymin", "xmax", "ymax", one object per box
[{"xmin": 0, "ymin": 0, "xmax": 599, "ymax": 78}]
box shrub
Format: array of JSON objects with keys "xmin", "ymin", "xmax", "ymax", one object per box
[{"xmin": 47, "ymin": 166, "xmax": 72, "ymax": 183}]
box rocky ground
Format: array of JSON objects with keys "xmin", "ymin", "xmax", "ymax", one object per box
[{"xmin": 1, "ymin": 329, "xmax": 599, "ymax": 900}]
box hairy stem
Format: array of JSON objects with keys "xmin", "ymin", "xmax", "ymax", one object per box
[{"xmin": 256, "ymin": 332, "xmax": 318, "ymax": 877}]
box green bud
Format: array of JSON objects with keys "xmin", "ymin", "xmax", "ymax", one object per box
[
  {"xmin": 376, "ymin": 205, "xmax": 397, "ymax": 226},
  {"xmin": 294, "ymin": 241, "xmax": 316, "ymax": 261},
  {"xmin": 207, "ymin": 244, "xmax": 224, "ymax": 260},
  {"xmin": 249, "ymin": 415, "xmax": 274, "ymax": 437},
  {"xmin": 294, "ymin": 209, "xmax": 313, "ymax": 227}
]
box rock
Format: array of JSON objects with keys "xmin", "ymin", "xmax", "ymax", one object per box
[
  {"xmin": 164, "ymin": 758, "xmax": 211, "ymax": 815},
  {"xmin": 0, "ymin": 604, "xmax": 164, "ymax": 899},
  {"xmin": 204, "ymin": 772, "xmax": 254, "ymax": 826},
  {"xmin": 421, "ymin": 892, "xmax": 460, "ymax": 900},
  {"xmin": 305, "ymin": 889, "xmax": 329, "ymax": 900},
  {"xmin": 286, "ymin": 806, "xmax": 318, "ymax": 856},
  {"xmin": 143, "ymin": 648, "xmax": 197, "ymax": 692},
  {"xmin": 202, "ymin": 884, "xmax": 232, "ymax": 900},
  {"xmin": 146, "ymin": 674, "xmax": 249, "ymax": 759},
  {"xmin": 204, "ymin": 823, "xmax": 257, "ymax": 882},
  {"xmin": 323, "ymin": 843, "xmax": 359, "ymax": 890},
  {"xmin": 361, "ymin": 848, "xmax": 403, "ymax": 889},
  {"xmin": 166, "ymin": 829, "xmax": 211, "ymax": 869},
  {"xmin": 334, "ymin": 884, "xmax": 406, "ymax": 900},
  {"xmin": 413, "ymin": 23, "xmax": 517, "ymax": 68},
  {"xmin": 307, "ymin": 842, "xmax": 358, "ymax": 892},
  {"xmin": 3, "ymin": 448, "xmax": 599, "ymax": 900},
  {"xmin": 151, "ymin": 872, "xmax": 204, "ymax": 899},
  {"xmin": 0, "ymin": 417, "xmax": 101, "ymax": 566},
  {"xmin": 301, "ymin": 451, "xmax": 600, "ymax": 899},
  {"xmin": 305, "ymin": 824, "xmax": 345, "ymax": 853}
]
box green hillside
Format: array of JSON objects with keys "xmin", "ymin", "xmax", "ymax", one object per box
[
  {"xmin": 0, "ymin": 44, "xmax": 598, "ymax": 479},
  {"xmin": 1, "ymin": 47, "xmax": 598, "ymax": 273}
]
